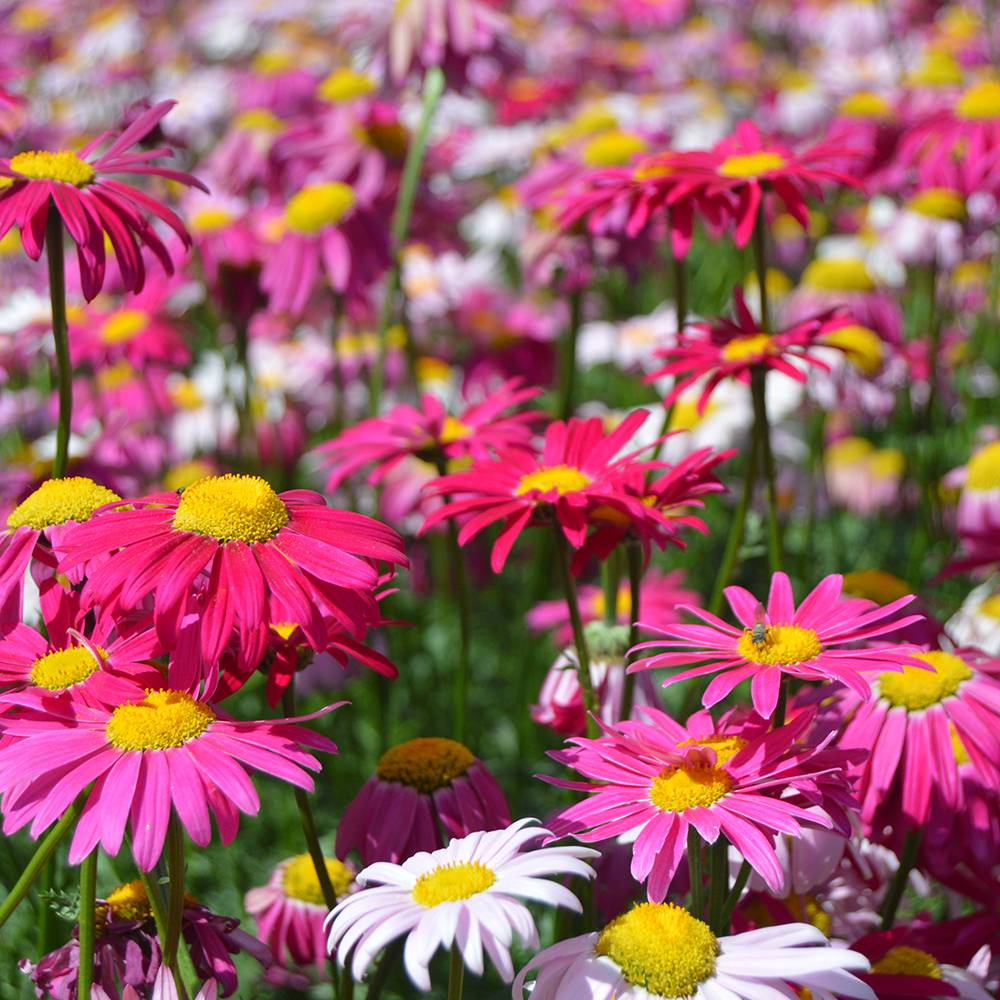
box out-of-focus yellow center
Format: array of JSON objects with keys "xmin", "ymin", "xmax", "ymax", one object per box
[
  {"xmin": 411, "ymin": 861, "xmax": 496, "ymax": 907},
  {"xmin": 821, "ymin": 324, "xmax": 884, "ymax": 374},
  {"xmin": 676, "ymin": 734, "xmax": 747, "ymax": 767},
  {"xmin": 737, "ymin": 624, "xmax": 822, "ymax": 665},
  {"xmin": 318, "ymin": 68, "xmax": 376, "ymax": 102},
  {"xmin": 718, "ymin": 152, "xmax": 786, "ymax": 178},
  {"xmin": 721, "ymin": 333, "xmax": 774, "ymax": 363},
  {"xmin": 101, "ymin": 309, "xmax": 150, "ymax": 345},
  {"xmin": 30, "ymin": 645, "xmax": 108, "ymax": 690},
  {"xmin": 879, "ymin": 652, "xmax": 972, "ymax": 712},
  {"xmin": 162, "ymin": 460, "xmax": 214, "ymax": 494},
  {"xmin": 650, "ymin": 760, "xmax": 732, "ymax": 812},
  {"xmin": 9, "ymin": 150, "xmax": 95, "ymax": 186},
  {"xmin": 956, "ymin": 81, "xmax": 1000, "ymax": 121},
  {"xmin": 172, "ymin": 474, "xmax": 289, "ymax": 544},
  {"xmin": 979, "ymin": 594, "xmax": 1000, "ymax": 623},
  {"xmin": 951, "ymin": 724, "xmax": 971, "ymax": 765},
  {"xmin": 106, "ymin": 689, "xmax": 215, "ymax": 750},
  {"xmin": 871, "ymin": 946, "xmax": 943, "ymax": 979},
  {"xmin": 906, "ymin": 188, "xmax": 966, "ymax": 220},
  {"xmin": 233, "ymin": 109, "xmax": 284, "ymax": 132},
  {"xmin": 189, "ymin": 207, "xmax": 234, "ymax": 233},
  {"xmin": 439, "ymin": 416, "xmax": 471, "ymax": 444},
  {"xmin": 842, "ymin": 570, "xmax": 913, "ymax": 605},
  {"xmin": 105, "ymin": 878, "xmax": 196, "ymax": 924},
  {"xmin": 581, "ymin": 130, "xmax": 647, "ymax": 166},
  {"xmin": 596, "ymin": 903, "xmax": 718, "ymax": 998},
  {"xmin": 965, "ymin": 441, "xmax": 1000, "ymax": 491},
  {"xmin": 911, "ymin": 49, "xmax": 964, "ymax": 88},
  {"xmin": 282, "ymin": 854, "xmax": 354, "ymax": 904},
  {"xmin": 285, "ymin": 183, "xmax": 357, "ymax": 234},
  {"xmin": 800, "ymin": 258, "xmax": 874, "ymax": 292},
  {"xmin": 838, "ymin": 91, "xmax": 892, "ymax": 118},
  {"xmin": 669, "ymin": 397, "xmax": 718, "ymax": 431},
  {"xmin": 7, "ymin": 477, "xmax": 122, "ymax": 530},
  {"xmin": 516, "ymin": 465, "xmax": 591, "ymax": 496},
  {"xmin": 96, "ymin": 359, "xmax": 136, "ymax": 391},
  {"xmin": 376, "ymin": 737, "xmax": 475, "ymax": 793},
  {"xmin": 0, "ymin": 228, "xmax": 22, "ymax": 256}
]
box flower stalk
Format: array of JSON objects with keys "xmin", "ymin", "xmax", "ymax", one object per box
[
  {"xmin": 76, "ymin": 848, "xmax": 98, "ymax": 1000},
  {"xmin": 750, "ymin": 364, "xmax": 783, "ymax": 574},
  {"xmin": 448, "ymin": 942, "xmax": 465, "ymax": 1000},
  {"xmin": 880, "ymin": 828, "xmax": 922, "ymax": 930},
  {"xmin": 45, "ymin": 200, "xmax": 72, "ymax": 480}
]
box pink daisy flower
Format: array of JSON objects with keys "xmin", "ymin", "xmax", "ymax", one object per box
[
  {"xmin": 0, "ymin": 684, "xmax": 342, "ymax": 871},
  {"xmin": 546, "ymin": 706, "xmax": 866, "ymax": 900},
  {"xmin": 0, "ymin": 101, "xmax": 208, "ymax": 300},
  {"xmin": 326, "ymin": 819, "xmax": 598, "ymax": 990},
  {"xmin": 632, "ymin": 572, "xmax": 927, "ymax": 718},
  {"xmin": 57, "ymin": 474, "xmax": 407, "ymax": 667},
  {"xmin": 336, "ymin": 737, "xmax": 511, "ymax": 865}
]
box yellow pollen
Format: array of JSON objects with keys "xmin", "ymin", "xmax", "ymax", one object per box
[
  {"xmin": 271, "ymin": 621, "xmax": 299, "ymax": 641},
  {"xmin": 825, "ymin": 437, "xmax": 874, "ymax": 467},
  {"xmin": 97, "ymin": 359, "xmax": 137, "ymax": 391},
  {"xmin": 439, "ymin": 416, "xmax": 471, "ymax": 444},
  {"xmin": 30, "ymin": 644, "xmax": 108, "ymax": 690},
  {"xmin": 907, "ymin": 188, "xmax": 966, "ymax": 220},
  {"xmin": 284, "ymin": 183, "xmax": 357, "ymax": 234},
  {"xmin": 101, "ymin": 309, "xmax": 150, "ymax": 345},
  {"xmin": 162, "ymin": 460, "xmax": 214, "ymax": 494},
  {"xmin": 318, "ymin": 68, "xmax": 376, "ymax": 102},
  {"xmin": 821, "ymin": 325, "xmax": 884, "ymax": 374},
  {"xmin": 911, "ymin": 50, "xmax": 964, "ymax": 88},
  {"xmin": 718, "ymin": 151, "xmax": 787, "ymax": 178},
  {"xmin": 782, "ymin": 893, "xmax": 832, "ymax": 937},
  {"xmin": 411, "ymin": 861, "xmax": 496, "ymax": 907},
  {"xmin": 649, "ymin": 761, "xmax": 732, "ymax": 812},
  {"xmin": 516, "ymin": 465, "xmax": 591, "ymax": 496},
  {"xmin": 871, "ymin": 946, "xmax": 942, "ymax": 979},
  {"xmin": 376, "ymin": 737, "xmax": 475, "ymax": 793},
  {"xmin": 233, "ymin": 108, "xmax": 284, "ymax": 132},
  {"xmin": 870, "ymin": 448, "xmax": 905, "ymax": 479},
  {"xmin": 169, "ymin": 377, "xmax": 203, "ymax": 411},
  {"xmin": 581, "ymin": 130, "xmax": 648, "ymax": 167},
  {"xmin": 979, "ymin": 594, "xmax": 1000, "ymax": 624},
  {"xmin": 189, "ymin": 207, "xmax": 234, "ymax": 233},
  {"xmin": 105, "ymin": 878, "xmax": 196, "ymax": 924},
  {"xmin": 965, "ymin": 441, "xmax": 1000, "ymax": 492},
  {"xmin": 106, "ymin": 689, "xmax": 215, "ymax": 751},
  {"xmin": 737, "ymin": 624, "xmax": 822, "ymax": 665},
  {"xmin": 596, "ymin": 903, "xmax": 718, "ymax": 998},
  {"xmin": 800, "ymin": 258, "xmax": 875, "ymax": 292},
  {"xmin": 282, "ymin": 854, "xmax": 354, "ymax": 904},
  {"xmin": 842, "ymin": 570, "xmax": 913, "ymax": 606},
  {"xmin": 722, "ymin": 333, "xmax": 774, "ymax": 364},
  {"xmin": 9, "ymin": 150, "xmax": 95, "ymax": 187},
  {"xmin": 956, "ymin": 81, "xmax": 1000, "ymax": 121},
  {"xmin": 838, "ymin": 91, "xmax": 892, "ymax": 118},
  {"xmin": 171, "ymin": 474, "xmax": 289, "ymax": 544},
  {"xmin": 676, "ymin": 734, "xmax": 748, "ymax": 767},
  {"xmin": 879, "ymin": 651, "xmax": 972, "ymax": 712},
  {"xmin": 7, "ymin": 477, "xmax": 122, "ymax": 530},
  {"xmin": 669, "ymin": 397, "xmax": 717, "ymax": 431}
]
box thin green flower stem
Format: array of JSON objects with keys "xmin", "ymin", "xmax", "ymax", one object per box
[
  {"xmin": 559, "ymin": 290, "xmax": 583, "ymax": 421},
  {"xmin": 553, "ymin": 524, "xmax": 598, "ymax": 738},
  {"xmin": 620, "ymin": 540, "xmax": 643, "ymax": 723},
  {"xmin": 366, "ymin": 937, "xmax": 404, "ymax": 1000},
  {"xmin": 370, "ymin": 65, "xmax": 446, "ymax": 415},
  {"xmin": 601, "ymin": 547, "xmax": 623, "ymax": 626},
  {"xmin": 749, "ymin": 365, "xmax": 783, "ymax": 574},
  {"xmin": 880, "ymin": 828, "xmax": 922, "ymax": 930},
  {"xmin": 709, "ymin": 439, "xmax": 759, "ymax": 616},
  {"xmin": 76, "ymin": 849, "xmax": 99, "ymax": 1000},
  {"xmin": 448, "ymin": 943, "xmax": 466, "ymax": 1000},
  {"xmin": 447, "ymin": 518, "xmax": 471, "ymax": 744},
  {"xmin": 672, "ymin": 238, "xmax": 688, "ymax": 333},
  {"xmin": 772, "ymin": 676, "xmax": 790, "ymax": 730},
  {"xmin": 687, "ymin": 826, "xmax": 705, "ymax": 922},
  {"xmin": 281, "ymin": 679, "xmax": 340, "ymax": 911},
  {"xmin": 341, "ymin": 956, "xmax": 356, "ymax": 1000},
  {"xmin": 0, "ymin": 792, "xmax": 86, "ymax": 933},
  {"xmin": 720, "ymin": 859, "xmax": 752, "ymax": 932},
  {"xmin": 707, "ymin": 835, "xmax": 730, "ymax": 937},
  {"xmin": 163, "ymin": 814, "xmax": 186, "ymax": 972},
  {"xmin": 37, "ymin": 855, "xmax": 57, "ymax": 957},
  {"xmin": 751, "ymin": 209, "xmax": 770, "ymax": 335},
  {"xmin": 45, "ymin": 200, "xmax": 72, "ymax": 480}
]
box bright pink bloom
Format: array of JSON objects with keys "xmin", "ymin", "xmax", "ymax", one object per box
[
  {"xmin": 0, "ymin": 101, "xmax": 208, "ymax": 300},
  {"xmin": 633, "ymin": 572, "xmax": 927, "ymax": 718}
]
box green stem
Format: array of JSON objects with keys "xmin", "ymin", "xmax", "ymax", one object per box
[
  {"xmin": 0, "ymin": 793, "xmax": 85, "ymax": 934},
  {"xmin": 447, "ymin": 519, "xmax": 471, "ymax": 744},
  {"xmin": 76, "ymin": 849, "xmax": 98, "ymax": 1000},
  {"xmin": 601, "ymin": 547, "xmax": 623, "ymax": 626},
  {"xmin": 687, "ymin": 825, "xmax": 705, "ymax": 922},
  {"xmin": 750, "ymin": 365, "xmax": 783, "ymax": 574},
  {"xmin": 37, "ymin": 855, "xmax": 57, "ymax": 957},
  {"xmin": 370, "ymin": 65, "xmax": 446, "ymax": 414},
  {"xmin": 620, "ymin": 541, "xmax": 643, "ymax": 723},
  {"xmin": 720, "ymin": 859, "xmax": 752, "ymax": 930},
  {"xmin": 163, "ymin": 815, "xmax": 186, "ymax": 971},
  {"xmin": 709, "ymin": 441, "xmax": 759, "ymax": 616},
  {"xmin": 707, "ymin": 836, "xmax": 730, "ymax": 936},
  {"xmin": 366, "ymin": 937, "xmax": 404, "ymax": 1000},
  {"xmin": 880, "ymin": 829, "xmax": 922, "ymax": 930},
  {"xmin": 45, "ymin": 200, "xmax": 72, "ymax": 480},
  {"xmin": 448, "ymin": 943, "xmax": 465, "ymax": 1000},
  {"xmin": 772, "ymin": 676, "xmax": 789, "ymax": 730},
  {"xmin": 672, "ymin": 240, "xmax": 688, "ymax": 333},
  {"xmin": 751, "ymin": 210, "xmax": 770, "ymax": 335},
  {"xmin": 559, "ymin": 290, "xmax": 583, "ymax": 421},
  {"xmin": 341, "ymin": 955, "xmax": 356, "ymax": 1000}
]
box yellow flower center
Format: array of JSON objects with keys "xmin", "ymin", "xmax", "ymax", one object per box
[
  {"xmin": 97, "ymin": 359, "xmax": 137, "ymax": 391},
  {"xmin": 7, "ymin": 477, "xmax": 123, "ymax": 530},
  {"xmin": 676, "ymin": 734, "xmax": 748, "ymax": 766},
  {"xmin": 721, "ymin": 333, "xmax": 774, "ymax": 363},
  {"xmin": 737, "ymin": 624, "xmax": 822, "ymax": 665},
  {"xmin": 668, "ymin": 397, "xmax": 718, "ymax": 431},
  {"xmin": 516, "ymin": 465, "xmax": 591, "ymax": 496},
  {"xmin": 956, "ymin": 81, "xmax": 1000, "ymax": 121},
  {"xmin": 878, "ymin": 651, "xmax": 972, "ymax": 712},
  {"xmin": 411, "ymin": 861, "xmax": 496, "ymax": 907},
  {"xmin": 718, "ymin": 152, "xmax": 787, "ymax": 178},
  {"xmin": 284, "ymin": 183, "xmax": 357, "ymax": 234},
  {"xmin": 100, "ymin": 309, "xmax": 150, "ymax": 344},
  {"xmin": 105, "ymin": 878, "xmax": 196, "ymax": 923},
  {"xmin": 838, "ymin": 91, "xmax": 892, "ymax": 118},
  {"xmin": 30, "ymin": 645, "xmax": 108, "ymax": 690},
  {"xmin": 870, "ymin": 448, "xmax": 905, "ymax": 479},
  {"xmin": 172, "ymin": 474, "xmax": 289, "ymax": 544},
  {"xmin": 282, "ymin": 854, "xmax": 354, "ymax": 904},
  {"xmin": 318, "ymin": 68, "xmax": 376, "ymax": 102},
  {"xmin": 189, "ymin": 207, "xmax": 234, "ymax": 233},
  {"xmin": 649, "ymin": 760, "xmax": 733, "ymax": 812},
  {"xmin": 965, "ymin": 441, "xmax": 1000, "ymax": 491},
  {"xmin": 271, "ymin": 621, "xmax": 299, "ymax": 641},
  {"xmin": 826, "ymin": 437, "xmax": 874, "ymax": 467},
  {"xmin": 106, "ymin": 689, "xmax": 215, "ymax": 750},
  {"xmin": 233, "ymin": 108, "xmax": 284, "ymax": 132},
  {"xmin": 9, "ymin": 150, "xmax": 95, "ymax": 186},
  {"xmin": 162, "ymin": 460, "xmax": 214, "ymax": 494},
  {"xmin": 439, "ymin": 416, "xmax": 471, "ymax": 444},
  {"xmin": 800, "ymin": 258, "xmax": 875, "ymax": 292},
  {"xmin": 911, "ymin": 50, "xmax": 964, "ymax": 87},
  {"xmin": 821, "ymin": 324, "xmax": 884, "ymax": 374},
  {"xmin": 907, "ymin": 187, "xmax": 966, "ymax": 220},
  {"xmin": 842, "ymin": 570, "xmax": 913, "ymax": 605},
  {"xmin": 596, "ymin": 903, "xmax": 719, "ymax": 998},
  {"xmin": 0, "ymin": 228, "xmax": 22, "ymax": 256},
  {"xmin": 951, "ymin": 724, "xmax": 970, "ymax": 765},
  {"xmin": 581, "ymin": 130, "xmax": 648, "ymax": 167},
  {"xmin": 871, "ymin": 946, "xmax": 942, "ymax": 979},
  {"xmin": 376, "ymin": 737, "xmax": 475, "ymax": 793},
  {"xmin": 979, "ymin": 594, "xmax": 1000, "ymax": 624}
]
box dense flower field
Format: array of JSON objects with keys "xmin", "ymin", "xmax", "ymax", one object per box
[{"xmin": 3, "ymin": 1, "xmax": 1000, "ymax": 998}]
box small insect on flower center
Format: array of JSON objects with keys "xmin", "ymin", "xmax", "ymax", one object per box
[
  {"xmin": 956, "ymin": 80, "xmax": 1000, "ymax": 121},
  {"xmin": 101, "ymin": 309, "xmax": 150, "ymax": 344},
  {"xmin": 596, "ymin": 902, "xmax": 719, "ymax": 998},
  {"xmin": 676, "ymin": 734, "xmax": 748, "ymax": 767},
  {"xmin": 721, "ymin": 333, "xmax": 774, "ymax": 364},
  {"xmin": 878, "ymin": 651, "xmax": 972, "ymax": 712},
  {"xmin": 104, "ymin": 878, "xmax": 197, "ymax": 924},
  {"xmin": 650, "ymin": 760, "xmax": 733, "ymax": 812},
  {"xmin": 411, "ymin": 861, "xmax": 496, "ymax": 907},
  {"xmin": 106, "ymin": 689, "xmax": 215, "ymax": 751},
  {"xmin": 737, "ymin": 624, "xmax": 822, "ymax": 665},
  {"xmin": 9, "ymin": 149, "xmax": 96, "ymax": 187},
  {"xmin": 871, "ymin": 946, "xmax": 943, "ymax": 979},
  {"xmin": 718, "ymin": 151, "xmax": 787, "ymax": 178},
  {"xmin": 964, "ymin": 441, "xmax": 1000, "ymax": 492},
  {"xmin": 376, "ymin": 737, "xmax": 475, "ymax": 793},
  {"xmin": 30, "ymin": 645, "xmax": 108, "ymax": 690},
  {"xmin": 282, "ymin": 854, "xmax": 354, "ymax": 905},
  {"xmin": 285, "ymin": 182, "xmax": 357, "ymax": 234},
  {"xmin": 516, "ymin": 465, "xmax": 591, "ymax": 496},
  {"xmin": 7, "ymin": 477, "xmax": 123, "ymax": 530},
  {"xmin": 172, "ymin": 474, "xmax": 289, "ymax": 544}
]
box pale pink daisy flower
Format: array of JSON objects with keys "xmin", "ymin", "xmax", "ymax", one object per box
[
  {"xmin": 0, "ymin": 685, "xmax": 342, "ymax": 871},
  {"xmin": 326, "ymin": 818, "xmax": 598, "ymax": 990},
  {"xmin": 514, "ymin": 906, "xmax": 875, "ymax": 1000},
  {"xmin": 632, "ymin": 572, "xmax": 927, "ymax": 718}
]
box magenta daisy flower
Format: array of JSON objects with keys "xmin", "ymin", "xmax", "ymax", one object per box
[
  {"xmin": 0, "ymin": 684, "xmax": 342, "ymax": 871},
  {"xmin": 57, "ymin": 474, "xmax": 407, "ymax": 667},
  {"xmin": 0, "ymin": 100, "xmax": 209, "ymax": 300},
  {"xmin": 336, "ymin": 737, "xmax": 511, "ymax": 865},
  {"xmin": 546, "ymin": 706, "xmax": 865, "ymax": 901},
  {"xmin": 632, "ymin": 572, "xmax": 927, "ymax": 718}
]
